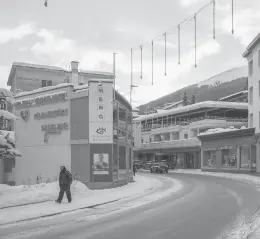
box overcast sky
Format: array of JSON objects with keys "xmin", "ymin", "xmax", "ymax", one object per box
[{"xmin": 0, "ymin": 0, "xmax": 259, "ymax": 106}]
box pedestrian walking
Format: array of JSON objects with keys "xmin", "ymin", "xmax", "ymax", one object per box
[
  {"xmin": 133, "ymin": 163, "xmax": 137, "ymax": 176},
  {"xmin": 55, "ymin": 166, "xmax": 72, "ymax": 204}
]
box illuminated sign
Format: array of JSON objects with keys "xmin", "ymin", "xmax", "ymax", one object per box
[
  {"xmin": 15, "ymin": 92, "xmax": 68, "ymax": 110},
  {"xmin": 34, "ymin": 108, "xmax": 68, "ymax": 120}
]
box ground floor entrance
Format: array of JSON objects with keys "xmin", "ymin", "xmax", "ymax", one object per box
[{"xmin": 134, "ymin": 148, "xmax": 201, "ymax": 169}]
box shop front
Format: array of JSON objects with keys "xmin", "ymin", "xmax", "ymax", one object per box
[
  {"xmin": 14, "ymin": 81, "xmax": 133, "ymax": 188},
  {"xmin": 198, "ymin": 128, "xmax": 256, "ymax": 173},
  {"xmin": 134, "ymin": 147, "xmax": 201, "ymax": 169}
]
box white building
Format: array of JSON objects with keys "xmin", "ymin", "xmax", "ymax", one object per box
[
  {"xmin": 133, "ymin": 101, "xmax": 248, "ymax": 169},
  {"xmin": 243, "ymin": 32, "xmax": 260, "ymax": 173}
]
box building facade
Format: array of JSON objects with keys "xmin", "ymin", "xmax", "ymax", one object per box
[
  {"xmin": 198, "ymin": 128, "xmax": 256, "ymax": 173},
  {"xmin": 7, "ymin": 61, "xmax": 113, "ymax": 94},
  {"xmin": 14, "ymin": 81, "xmax": 133, "ymax": 189},
  {"xmin": 133, "ymin": 101, "xmax": 248, "ymax": 169},
  {"xmin": 243, "ymin": 32, "xmax": 260, "ymax": 173},
  {"xmin": 7, "ymin": 61, "xmax": 133, "ymax": 188}
]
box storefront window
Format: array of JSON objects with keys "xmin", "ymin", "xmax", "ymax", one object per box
[
  {"xmin": 251, "ymin": 145, "xmax": 256, "ymax": 168},
  {"xmin": 222, "ymin": 148, "xmax": 237, "ymax": 168},
  {"xmin": 240, "ymin": 146, "xmax": 250, "ymax": 169},
  {"xmin": 203, "ymin": 150, "xmax": 216, "ymax": 167},
  {"xmin": 119, "ymin": 146, "xmax": 126, "ymax": 169}
]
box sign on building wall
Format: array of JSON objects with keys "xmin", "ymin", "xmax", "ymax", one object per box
[
  {"xmin": 93, "ymin": 153, "xmax": 109, "ymax": 174},
  {"xmin": 89, "ymin": 82, "xmax": 113, "ymax": 144}
]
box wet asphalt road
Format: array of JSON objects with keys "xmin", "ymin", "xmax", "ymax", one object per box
[{"xmin": 1, "ymin": 173, "xmax": 260, "ymax": 239}]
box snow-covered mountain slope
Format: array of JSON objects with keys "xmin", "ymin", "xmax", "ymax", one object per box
[{"xmin": 197, "ymin": 66, "xmax": 247, "ymax": 87}]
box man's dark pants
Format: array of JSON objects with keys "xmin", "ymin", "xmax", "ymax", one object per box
[{"xmin": 57, "ymin": 184, "xmax": 72, "ymax": 202}]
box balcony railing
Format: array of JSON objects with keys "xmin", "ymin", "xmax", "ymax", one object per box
[
  {"xmin": 141, "ymin": 116, "xmax": 247, "ymax": 132},
  {"xmin": 140, "ymin": 137, "xmax": 201, "ymax": 149}
]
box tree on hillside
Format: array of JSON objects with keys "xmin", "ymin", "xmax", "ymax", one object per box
[
  {"xmin": 243, "ymin": 78, "xmax": 248, "ymax": 90},
  {"xmin": 182, "ymin": 90, "xmax": 188, "ymax": 106},
  {"xmin": 191, "ymin": 93, "xmax": 196, "ymax": 104}
]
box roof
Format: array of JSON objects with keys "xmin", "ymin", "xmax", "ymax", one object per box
[
  {"xmin": 15, "ymin": 83, "xmax": 74, "ymax": 98},
  {"xmin": 198, "ymin": 127, "xmax": 255, "ymax": 140},
  {"xmin": 242, "ymin": 32, "xmax": 260, "ymax": 58},
  {"xmin": 219, "ymin": 90, "xmax": 248, "ymax": 101},
  {"xmin": 133, "ymin": 101, "xmax": 248, "ymax": 121},
  {"xmin": 7, "ymin": 62, "xmax": 114, "ymax": 86},
  {"xmin": 162, "ymin": 100, "xmax": 183, "ymax": 110}
]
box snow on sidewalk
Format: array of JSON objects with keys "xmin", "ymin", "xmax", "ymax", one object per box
[{"xmin": 0, "ymin": 175, "xmax": 162, "ymax": 225}]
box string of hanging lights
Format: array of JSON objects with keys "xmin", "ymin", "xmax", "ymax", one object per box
[{"xmin": 131, "ymin": 0, "xmax": 235, "ymax": 86}]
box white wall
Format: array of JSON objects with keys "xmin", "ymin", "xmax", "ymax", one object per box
[
  {"xmin": 15, "ymin": 86, "xmax": 72, "ymax": 185},
  {"xmin": 248, "ymin": 40, "xmax": 260, "ymax": 133},
  {"xmin": 0, "ymin": 159, "xmax": 4, "ymax": 184}
]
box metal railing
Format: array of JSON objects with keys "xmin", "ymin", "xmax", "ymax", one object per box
[{"xmin": 141, "ymin": 116, "xmax": 247, "ymax": 132}]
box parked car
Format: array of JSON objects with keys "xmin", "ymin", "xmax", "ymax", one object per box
[{"xmin": 150, "ymin": 164, "xmax": 168, "ymax": 174}]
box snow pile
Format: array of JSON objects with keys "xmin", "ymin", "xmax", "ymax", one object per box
[
  {"xmin": 0, "ymin": 175, "xmax": 163, "ymax": 224},
  {"xmin": 198, "ymin": 125, "xmax": 248, "ymax": 136},
  {"xmin": 0, "ymin": 131, "xmax": 21, "ymax": 157},
  {"xmin": 0, "ymin": 180, "xmax": 90, "ymax": 209}
]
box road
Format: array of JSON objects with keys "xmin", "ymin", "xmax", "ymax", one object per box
[{"xmin": 1, "ymin": 173, "xmax": 260, "ymax": 239}]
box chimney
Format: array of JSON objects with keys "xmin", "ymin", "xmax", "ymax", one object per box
[{"xmin": 70, "ymin": 61, "xmax": 79, "ymax": 85}]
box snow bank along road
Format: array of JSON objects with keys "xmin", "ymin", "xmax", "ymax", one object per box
[{"xmin": 1, "ymin": 173, "xmax": 260, "ymax": 239}]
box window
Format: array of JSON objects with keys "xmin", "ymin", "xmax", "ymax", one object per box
[
  {"xmin": 203, "ymin": 150, "xmax": 216, "ymax": 167},
  {"xmin": 258, "ymin": 50, "xmax": 260, "ymax": 67},
  {"xmin": 249, "ymin": 113, "xmax": 253, "ymax": 127},
  {"xmin": 249, "ymin": 86, "xmax": 253, "ymax": 105},
  {"xmin": 251, "ymin": 145, "xmax": 256, "ymax": 168},
  {"xmin": 249, "ymin": 60, "xmax": 253, "ymax": 76},
  {"xmin": 221, "ymin": 148, "xmax": 237, "ymax": 168},
  {"xmin": 259, "ymin": 81, "xmax": 260, "ymax": 98},
  {"xmin": 240, "ymin": 146, "xmax": 250, "ymax": 168},
  {"xmin": 42, "ymin": 80, "xmax": 52, "ymax": 87},
  {"xmin": 184, "ymin": 133, "xmax": 188, "ymax": 139}
]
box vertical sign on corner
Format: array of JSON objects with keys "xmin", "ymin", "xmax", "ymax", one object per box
[{"xmin": 89, "ymin": 81, "xmax": 113, "ymax": 144}]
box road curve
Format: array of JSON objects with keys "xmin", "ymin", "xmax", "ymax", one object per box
[{"xmin": 1, "ymin": 173, "xmax": 260, "ymax": 239}]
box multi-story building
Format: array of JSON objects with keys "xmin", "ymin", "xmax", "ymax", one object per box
[
  {"xmin": 133, "ymin": 101, "xmax": 248, "ymax": 169},
  {"xmin": 243, "ymin": 32, "xmax": 260, "ymax": 173},
  {"xmin": 6, "ymin": 61, "xmax": 133, "ymax": 188},
  {"xmin": 7, "ymin": 61, "xmax": 113, "ymax": 94}
]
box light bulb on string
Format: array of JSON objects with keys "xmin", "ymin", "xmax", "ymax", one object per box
[
  {"xmin": 178, "ymin": 25, "xmax": 181, "ymax": 65},
  {"xmin": 231, "ymin": 0, "xmax": 234, "ymax": 34},
  {"xmin": 194, "ymin": 14, "xmax": 197, "ymax": 68},
  {"xmin": 151, "ymin": 41, "xmax": 154, "ymax": 85},
  {"xmin": 213, "ymin": 0, "xmax": 216, "ymax": 39},
  {"xmin": 140, "ymin": 46, "xmax": 143, "ymax": 79},
  {"xmin": 164, "ymin": 33, "xmax": 167, "ymax": 76}
]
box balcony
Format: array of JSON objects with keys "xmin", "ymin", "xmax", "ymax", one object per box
[
  {"xmin": 140, "ymin": 138, "xmax": 201, "ymax": 150},
  {"xmin": 141, "ymin": 116, "xmax": 247, "ymax": 133}
]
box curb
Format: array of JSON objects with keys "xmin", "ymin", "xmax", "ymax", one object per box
[
  {"xmin": 0, "ymin": 199, "xmax": 53, "ymax": 210},
  {"xmin": 0, "ymin": 199, "xmax": 120, "ymax": 227}
]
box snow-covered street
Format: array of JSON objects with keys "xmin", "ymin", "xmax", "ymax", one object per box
[{"xmin": 0, "ymin": 174, "xmax": 182, "ymax": 226}]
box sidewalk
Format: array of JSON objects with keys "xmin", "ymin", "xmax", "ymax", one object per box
[{"xmin": 0, "ymin": 175, "xmax": 162, "ymax": 225}]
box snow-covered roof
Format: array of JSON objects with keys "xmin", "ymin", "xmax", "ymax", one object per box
[
  {"xmin": 0, "ymin": 110, "xmax": 16, "ymax": 120},
  {"xmin": 243, "ymin": 32, "xmax": 260, "ymax": 58},
  {"xmin": 134, "ymin": 101, "xmax": 248, "ymax": 121},
  {"xmin": 73, "ymin": 84, "xmax": 89, "ymax": 91},
  {"xmin": 15, "ymin": 83, "xmax": 74, "ymax": 98},
  {"xmin": 219, "ymin": 90, "xmax": 248, "ymax": 101},
  {"xmin": 198, "ymin": 126, "xmax": 254, "ymax": 139},
  {"xmin": 162, "ymin": 100, "xmax": 183, "ymax": 110},
  {"xmin": 8, "ymin": 62, "xmax": 114, "ymax": 86}
]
